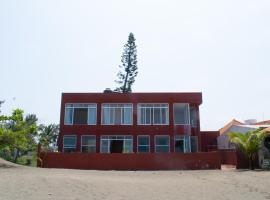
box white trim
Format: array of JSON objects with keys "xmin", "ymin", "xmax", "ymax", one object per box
[
  {"xmin": 173, "ymin": 103, "xmax": 190, "ymax": 125},
  {"xmin": 137, "ymin": 135, "xmax": 150, "ymax": 153},
  {"xmin": 137, "ymin": 103, "xmax": 169, "ymax": 125},
  {"xmin": 174, "ymin": 135, "xmax": 186, "ymax": 153},
  {"xmin": 63, "ymin": 135, "xmax": 77, "ymax": 152},
  {"xmin": 154, "ymin": 135, "xmax": 170, "ymax": 153},
  {"xmin": 101, "ymin": 103, "xmax": 133, "ymax": 125},
  {"xmin": 80, "ymin": 135, "xmax": 96, "ymax": 153}
]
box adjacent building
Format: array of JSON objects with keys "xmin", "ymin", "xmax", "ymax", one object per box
[{"xmin": 217, "ymin": 119, "xmax": 270, "ymax": 150}]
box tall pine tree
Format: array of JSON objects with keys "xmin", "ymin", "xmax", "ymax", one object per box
[{"xmin": 115, "ymin": 33, "xmax": 138, "ymax": 93}]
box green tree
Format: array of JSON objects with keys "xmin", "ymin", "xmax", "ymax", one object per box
[
  {"xmin": 229, "ymin": 128, "xmax": 266, "ymax": 170},
  {"xmin": 38, "ymin": 124, "xmax": 59, "ymax": 151},
  {"xmin": 115, "ymin": 32, "xmax": 138, "ymax": 93},
  {"xmin": 0, "ymin": 109, "xmax": 37, "ymax": 162},
  {"xmin": 0, "ymin": 100, "xmax": 4, "ymax": 113}
]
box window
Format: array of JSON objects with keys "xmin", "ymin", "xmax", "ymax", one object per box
[
  {"xmin": 63, "ymin": 135, "xmax": 76, "ymax": 152},
  {"xmin": 155, "ymin": 135, "xmax": 170, "ymax": 153},
  {"xmin": 173, "ymin": 103, "xmax": 190, "ymax": 125},
  {"xmin": 102, "ymin": 104, "xmax": 132, "ymax": 125},
  {"xmin": 138, "ymin": 104, "xmax": 169, "ymax": 125},
  {"xmin": 190, "ymin": 136, "xmax": 198, "ymax": 152},
  {"xmin": 190, "ymin": 106, "xmax": 197, "ymax": 127},
  {"xmin": 100, "ymin": 135, "xmax": 133, "ymax": 153},
  {"xmin": 174, "ymin": 135, "xmax": 185, "ymax": 152},
  {"xmin": 137, "ymin": 135, "xmax": 150, "ymax": 153},
  {"xmin": 81, "ymin": 135, "xmax": 96, "ymax": 153},
  {"xmin": 64, "ymin": 104, "xmax": 97, "ymax": 125}
]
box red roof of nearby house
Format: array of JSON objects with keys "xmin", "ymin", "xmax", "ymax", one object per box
[
  {"xmin": 263, "ymin": 127, "xmax": 270, "ymax": 132},
  {"xmin": 254, "ymin": 120, "xmax": 270, "ymax": 125},
  {"xmin": 219, "ymin": 119, "xmax": 244, "ymax": 135}
]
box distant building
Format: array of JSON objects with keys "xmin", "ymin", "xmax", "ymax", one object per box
[{"xmin": 217, "ymin": 119, "xmax": 270, "ymax": 149}]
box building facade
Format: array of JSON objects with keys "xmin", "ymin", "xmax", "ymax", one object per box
[{"xmin": 58, "ymin": 92, "xmax": 203, "ymax": 154}]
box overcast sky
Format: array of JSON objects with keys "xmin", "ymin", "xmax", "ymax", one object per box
[{"xmin": 0, "ymin": 0, "xmax": 270, "ymax": 130}]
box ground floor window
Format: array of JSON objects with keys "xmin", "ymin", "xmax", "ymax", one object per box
[
  {"xmin": 155, "ymin": 135, "xmax": 170, "ymax": 153},
  {"xmin": 81, "ymin": 135, "xmax": 96, "ymax": 153},
  {"xmin": 190, "ymin": 136, "xmax": 198, "ymax": 152},
  {"xmin": 137, "ymin": 135, "xmax": 150, "ymax": 153},
  {"xmin": 63, "ymin": 135, "xmax": 76, "ymax": 153},
  {"xmin": 174, "ymin": 136, "xmax": 185, "ymax": 152},
  {"xmin": 100, "ymin": 135, "xmax": 133, "ymax": 153}
]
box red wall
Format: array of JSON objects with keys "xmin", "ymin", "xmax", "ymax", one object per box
[
  {"xmin": 219, "ymin": 149, "xmax": 237, "ymax": 165},
  {"xmin": 58, "ymin": 93, "xmax": 203, "ymax": 152},
  {"xmin": 39, "ymin": 152, "xmax": 221, "ymax": 170},
  {"xmin": 200, "ymin": 131, "xmax": 219, "ymax": 152}
]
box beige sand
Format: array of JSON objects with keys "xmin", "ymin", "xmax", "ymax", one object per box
[{"xmin": 0, "ymin": 159, "xmax": 270, "ymax": 200}]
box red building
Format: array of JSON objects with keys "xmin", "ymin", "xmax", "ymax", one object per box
[{"xmin": 58, "ymin": 92, "xmax": 203, "ymax": 154}]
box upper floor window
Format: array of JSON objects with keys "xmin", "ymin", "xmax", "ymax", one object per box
[
  {"xmin": 101, "ymin": 104, "xmax": 132, "ymax": 125},
  {"xmin": 138, "ymin": 104, "xmax": 169, "ymax": 125},
  {"xmin": 173, "ymin": 103, "xmax": 190, "ymax": 125},
  {"xmin": 189, "ymin": 106, "xmax": 198, "ymax": 127},
  {"xmin": 64, "ymin": 104, "xmax": 97, "ymax": 125}
]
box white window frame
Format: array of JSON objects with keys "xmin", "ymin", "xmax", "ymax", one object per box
[
  {"xmin": 154, "ymin": 135, "xmax": 170, "ymax": 153},
  {"xmin": 173, "ymin": 103, "xmax": 190, "ymax": 125},
  {"xmin": 100, "ymin": 135, "xmax": 133, "ymax": 153},
  {"xmin": 64, "ymin": 103, "xmax": 97, "ymax": 125},
  {"xmin": 137, "ymin": 135, "xmax": 150, "ymax": 153},
  {"xmin": 137, "ymin": 103, "xmax": 169, "ymax": 125},
  {"xmin": 63, "ymin": 135, "xmax": 77, "ymax": 152},
  {"xmin": 80, "ymin": 135, "xmax": 96, "ymax": 153},
  {"xmin": 101, "ymin": 103, "xmax": 133, "ymax": 125},
  {"xmin": 174, "ymin": 136, "xmax": 186, "ymax": 153}
]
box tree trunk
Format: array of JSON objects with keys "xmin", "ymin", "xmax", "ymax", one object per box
[
  {"xmin": 122, "ymin": 71, "xmax": 129, "ymax": 93},
  {"xmin": 249, "ymin": 159, "xmax": 255, "ymax": 170},
  {"xmin": 14, "ymin": 149, "xmax": 19, "ymax": 163}
]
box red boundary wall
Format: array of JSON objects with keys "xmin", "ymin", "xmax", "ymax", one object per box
[
  {"xmin": 200, "ymin": 131, "xmax": 219, "ymax": 152},
  {"xmin": 219, "ymin": 149, "xmax": 251, "ymax": 169},
  {"xmin": 38, "ymin": 152, "xmax": 221, "ymax": 170}
]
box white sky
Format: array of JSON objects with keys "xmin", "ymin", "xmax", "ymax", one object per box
[{"xmin": 0, "ymin": 0, "xmax": 270, "ymax": 130}]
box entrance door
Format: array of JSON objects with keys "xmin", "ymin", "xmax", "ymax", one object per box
[
  {"xmin": 110, "ymin": 140, "xmax": 124, "ymax": 153},
  {"xmin": 175, "ymin": 140, "xmax": 184, "ymax": 152}
]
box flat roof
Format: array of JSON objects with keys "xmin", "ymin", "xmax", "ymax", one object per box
[{"xmin": 61, "ymin": 92, "xmax": 203, "ymax": 105}]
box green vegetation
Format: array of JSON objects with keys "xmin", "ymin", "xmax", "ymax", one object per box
[
  {"xmin": 115, "ymin": 32, "xmax": 138, "ymax": 93},
  {"xmin": 229, "ymin": 128, "xmax": 266, "ymax": 170},
  {"xmin": 38, "ymin": 124, "xmax": 59, "ymax": 151},
  {"xmin": 0, "ymin": 102, "xmax": 58, "ymax": 166}
]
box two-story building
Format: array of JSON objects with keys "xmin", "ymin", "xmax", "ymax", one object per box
[{"xmin": 58, "ymin": 92, "xmax": 203, "ymax": 154}]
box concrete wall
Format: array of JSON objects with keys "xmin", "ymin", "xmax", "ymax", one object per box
[
  {"xmin": 200, "ymin": 131, "xmax": 219, "ymax": 152},
  {"xmin": 39, "ymin": 152, "xmax": 221, "ymax": 170}
]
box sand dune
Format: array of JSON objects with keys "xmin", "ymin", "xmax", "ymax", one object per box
[{"xmin": 0, "ymin": 158, "xmax": 270, "ymax": 200}]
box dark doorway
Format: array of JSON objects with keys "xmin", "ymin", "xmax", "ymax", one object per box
[
  {"xmin": 110, "ymin": 140, "xmax": 123, "ymax": 153},
  {"xmin": 175, "ymin": 140, "xmax": 184, "ymax": 152},
  {"xmin": 264, "ymin": 136, "xmax": 270, "ymax": 152}
]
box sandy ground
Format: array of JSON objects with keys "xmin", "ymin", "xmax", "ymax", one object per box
[{"xmin": 0, "ymin": 159, "xmax": 270, "ymax": 200}]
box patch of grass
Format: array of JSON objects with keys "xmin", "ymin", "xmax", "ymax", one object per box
[{"xmin": 16, "ymin": 153, "xmax": 37, "ymax": 167}]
